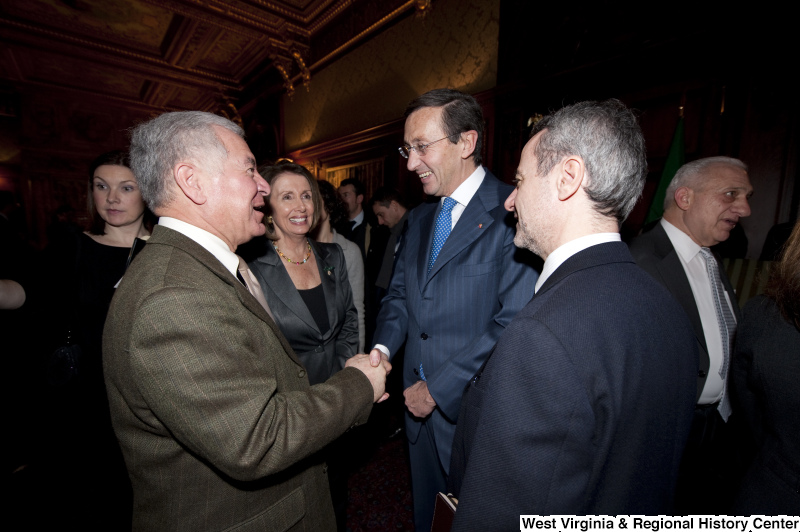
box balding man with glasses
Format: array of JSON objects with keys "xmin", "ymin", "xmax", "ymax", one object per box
[{"xmin": 368, "ymin": 88, "xmax": 539, "ymax": 531}]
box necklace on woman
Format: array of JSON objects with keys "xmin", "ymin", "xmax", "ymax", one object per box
[{"xmin": 273, "ymin": 239, "xmax": 312, "ymax": 265}]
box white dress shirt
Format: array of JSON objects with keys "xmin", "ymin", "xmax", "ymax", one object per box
[
  {"xmin": 661, "ymin": 218, "xmax": 734, "ymax": 404},
  {"xmin": 444, "ymin": 166, "xmax": 485, "ymax": 228},
  {"xmin": 158, "ymin": 217, "xmax": 240, "ymax": 278},
  {"xmin": 535, "ymin": 233, "xmax": 621, "ymax": 293},
  {"xmin": 349, "ymin": 209, "xmax": 365, "ymax": 229}
]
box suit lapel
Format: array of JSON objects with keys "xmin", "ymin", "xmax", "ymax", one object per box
[
  {"xmin": 426, "ymin": 195, "xmax": 494, "ymax": 283},
  {"xmin": 650, "ymin": 225, "xmax": 709, "ymax": 353},
  {"xmin": 423, "ymin": 173, "xmax": 502, "ymax": 286},
  {"xmin": 415, "ymin": 203, "xmax": 437, "ymax": 290},
  {"xmin": 257, "ymin": 244, "xmax": 319, "ymax": 333},
  {"xmin": 312, "ymin": 240, "xmax": 338, "ymax": 336},
  {"xmin": 150, "ymin": 226, "xmax": 303, "ymax": 366}
]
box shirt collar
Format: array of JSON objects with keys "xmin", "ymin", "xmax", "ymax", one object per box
[
  {"xmin": 661, "ymin": 218, "xmax": 703, "ymax": 263},
  {"xmin": 158, "ymin": 217, "xmax": 240, "ymax": 277},
  {"xmin": 350, "ymin": 209, "xmax": 365, "ymax": 227},
  {"xmin": 535, "ymin": 233, "xmax": 621, "ymax": 293},
  {"xmin": 446, "ymin": 166, "xmax": 485, "ymax": 208}
]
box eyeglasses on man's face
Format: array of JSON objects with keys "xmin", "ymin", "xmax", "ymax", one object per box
[{"xmin": 398, "ymin": 134, "xmax": 456, "ymax": 159}]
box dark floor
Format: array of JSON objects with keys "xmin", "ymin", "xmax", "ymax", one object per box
[{"xmin": 346, "ymin": 399, "xmax": 414, "ymax": 532}]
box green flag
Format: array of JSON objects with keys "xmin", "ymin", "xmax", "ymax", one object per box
[{"xmin": 645, "ymin": 116, "xmax": 685, "ymax": 225}]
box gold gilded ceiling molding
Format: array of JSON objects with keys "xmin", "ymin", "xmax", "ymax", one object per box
[
  {"xmin": 146, "ymin": 0, "xmax": 280, "ymax": 31},
  {"xmin": 163, "ymin": 18, "xmax": 202, "ymax": 66},
  {"xmin": 274, "ymin": 60, "xmax": 295, "ymax": 98},
  {"xmin": 143, "ymin": 81, "xmax": 214, "ymax": 110},
  {"xmin": 15, "ymin": 78, "xmax": 211, "ymax": 114},
  {"xmin": 169, "ymin": 0, "xmax": 361, "ymax": 42},
  {"xmin": 241, "ymin": 0, "xmax": 350, "ymax": 26},
  {"xmin": 268, "ymin": 36, "xmax": 304, "ymax": 57},
  {"xmin": 141, "ymin": 0, "xmax": 306, "ymax": 40},
  {"xmin": 233, "ymin": 44, "xmax": 277, "ymax": 80},
  {"xmin": 306, "ymin": 0, "xmax": 417, "ymax": 73},
  {"xmin": 179, "ymin": 25, "xmax": 226, "ymax": 70},
  {"xmin": 0, "ymin": 19, "xmax": 242, "ymax": 90},
  {"xmin": 269, "ymin": 48, "xmax": 312, "ymax": 97},
  {"xmin": 305, "ymin": 1, "xmax": 356, "ymax": 33},
  {"xmin": 0, "ymin": 18, "xmax": 240, "ymax": 89},
  {"xmin": 142, "ymin": 82, "xmax": 175, "ymax": 108},
  {"xmin": 1, "ymin": 1, "xmax": 169, "ymax": 53},
  {"xmin": 292, "ymin": 50, "xmax": 311, "ymax": 90},
  {"xmin": 217, "ymin": 93, "xmax": 243, "ymax": 127},
  {"xmin": 286, "ymin": 118, "xmax": 404, "ymax": 162}
]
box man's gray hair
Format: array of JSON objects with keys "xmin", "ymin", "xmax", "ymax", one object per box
[
  {"xmin": 663, "ymin": 156, "xmax": 748, "ymax": 212},
  {"xmin": 129, "ymin": 111, "xmax": 244, "ymax": 211},
  {"xmin": 531, "ymin": 99, "xmax": 647, "ymax": 224}
]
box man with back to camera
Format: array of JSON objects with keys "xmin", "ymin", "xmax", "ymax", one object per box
[
  {"xmin": 368, "ymin": 88, "xmax": 539, "ymax": 531},
  {"xmin": 629, "ymin": 156, "xmax": 753, "ymax": 513},
  {"xmin": 448, "ymin": 100, "xmax": 698, "ymax": 529},
  {"xmin": 103, "ymin": 110, "xmax": 390, "ymax": 531}
]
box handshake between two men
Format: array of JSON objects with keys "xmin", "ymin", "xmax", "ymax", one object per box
[{"xmin": 345, "ymin": 351, "xmax": 392, "ymax": 403}]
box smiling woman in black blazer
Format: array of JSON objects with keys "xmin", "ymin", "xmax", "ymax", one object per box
[
  {"xmin": 248, "ymin": 161, "xmax": 358, "ymax": 386},
  {"xmin": 247, "ymin": 162, "xmax": 358, "ymax": 531}
]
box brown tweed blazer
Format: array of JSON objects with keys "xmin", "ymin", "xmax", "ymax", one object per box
[{"xmin": 103, "ymin": 225, "xmax": 374, "ymax": 531}]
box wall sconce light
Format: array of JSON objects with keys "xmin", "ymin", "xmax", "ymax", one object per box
[{"xmin": 415, "ymin": 0, "xmax": 433, "ymax": 17}]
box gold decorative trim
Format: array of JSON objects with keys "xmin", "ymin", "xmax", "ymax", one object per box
[
  {"xmin": 139, "ymin": 0, "xmax": 315, "ymax": 40},
  {"xmin": 292, "ymin": 50, "xmax": 311, "ymax": 90},
  {"xmin": 0, "ymin": 18, "xmax": 240, "ymax": 88},
  {"xmin": 12, "ymin": 78, "xmax": 210, "ymax": 114},
  {"xmin": 304, "ymin": 1, "xmax": 417, "ymax": 75},
  {"xmin": 307, "ymin": 1, "xmax": 357, "ymax": 34},
  {"xmin": 274, "ymin": 61, "xmax": 295, "ymax": 98},
  {"xmin": 287, "ymin": 118, "xmax": 404, "ymax": 162}
]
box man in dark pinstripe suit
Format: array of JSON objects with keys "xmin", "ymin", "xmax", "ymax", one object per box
[{"xmin": 368, "ymin": 89, "xmax": 539, "ymax": 532}]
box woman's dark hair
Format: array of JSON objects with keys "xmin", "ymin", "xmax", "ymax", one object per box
[
  {"xmin": 766, "ymin": 220, "xmax": 800, "ymax": 330},
  {"xmin": 259, "ymin": 161, "xmax": 322, "ymax": 240},
  {"xmin": 87, "ymin": 149, "xmax": 129, "ymax": 235},
  {"xmin": 316, "ymin": 179, "xmax": 348, "ymax": 228}
]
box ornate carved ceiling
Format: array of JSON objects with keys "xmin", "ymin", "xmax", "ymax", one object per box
[{"xmin": 0, "ymin": 0, "xmax": 415, "ymax": 116}]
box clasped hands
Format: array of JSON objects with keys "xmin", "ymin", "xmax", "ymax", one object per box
[
  {"xmin": 362, "ymin": 350, "xmax": 436, "ymax": 417},
  {"xmin": 345, "ymin": 349, "xmax": 392, "ymax": 403},
  {"xmin": 349, "ymin": 350, "xmax": 437, "ymax": 416}
]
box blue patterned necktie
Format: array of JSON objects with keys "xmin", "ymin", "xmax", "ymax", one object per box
[
  {"xmin": 428, "ymin": 197, "xmax": 457, "ymax": 273},
  {"xmin": 699, "ymin": 247, "xmax": 735, "ymax": 421}
]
